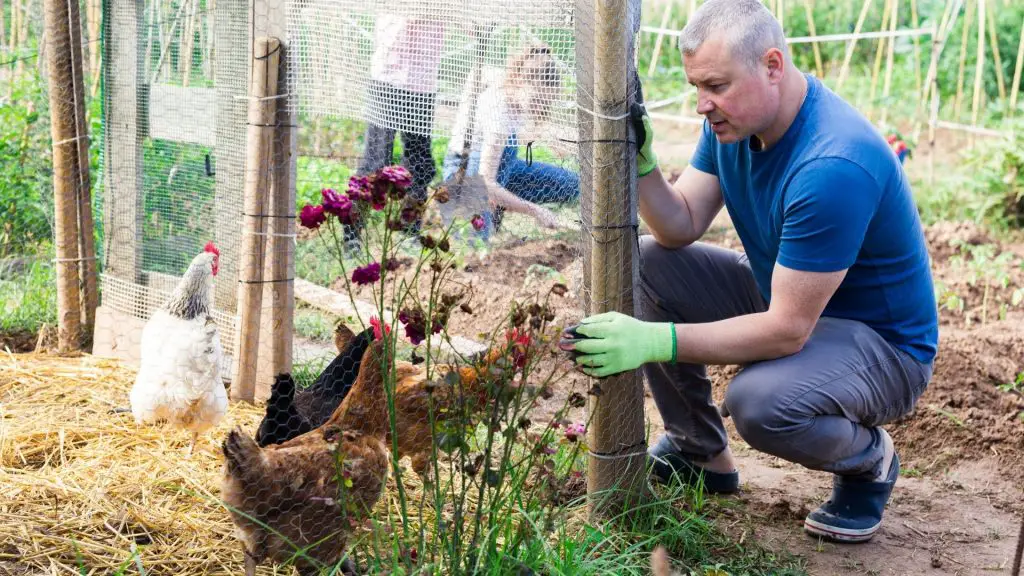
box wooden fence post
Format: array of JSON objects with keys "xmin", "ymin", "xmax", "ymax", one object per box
[
  {"xmin": 66, "ymin": 0, "xmax": 99, "ymax": 342},
  {"xmin": 43, "ymin": 0, "xmax": 85, "ymax": 352},
  {"xmin": 231, "ymin": 36, "xmax": 280, "ymax": 403},
  {"xmin": 585, "ymin": 0, "xmax": 651, "ymax": 520}
]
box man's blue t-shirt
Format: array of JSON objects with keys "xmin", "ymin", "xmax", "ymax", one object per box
[{"xmin": 689, "ymin": 73, "xmax": 938, "ymax": 364}]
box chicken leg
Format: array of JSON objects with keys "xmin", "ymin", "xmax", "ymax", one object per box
[{"xmin": 187, "ymin": 431, "xmax": 198, "ymax": 457}]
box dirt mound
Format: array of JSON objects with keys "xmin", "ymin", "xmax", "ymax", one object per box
[
  {"xmin": 924, "ymin": 220, "xmax": 993, "ymax": 261},
  {"xmin": 890, "ymin": 316, "xmax": 1024, "ymax": 476}
]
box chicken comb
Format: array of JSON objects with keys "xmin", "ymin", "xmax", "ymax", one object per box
[{"xmin": 204, "ymin": 241, "xmax": 220, "ymax": 256}]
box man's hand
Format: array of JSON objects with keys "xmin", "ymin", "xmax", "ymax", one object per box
[
  {"xmin": 566, "ymin": 311, "xmax": 675, "ymax": 378},
  {"xmin": 631, "ymin": 102, "xmax": 658, "ymax": 178}
]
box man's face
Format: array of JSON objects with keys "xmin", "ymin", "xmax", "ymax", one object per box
[{"xmin": 683, "ymin": 36, "xmax": 781, "ymax": 144}]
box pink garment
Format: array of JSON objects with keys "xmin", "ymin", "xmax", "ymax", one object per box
[{"xmin": 370, "ymin": 15, "xmax": 445, "ymax": 94}]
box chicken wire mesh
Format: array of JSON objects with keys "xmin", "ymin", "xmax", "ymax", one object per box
[{"xmin": 85, "ymin": 0, "xmax": 647, "ymax": 571}]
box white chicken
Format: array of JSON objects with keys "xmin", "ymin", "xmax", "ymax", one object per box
[{"xmin": 129, "ymin": 242, "xmax": 227, "ymax": 456}]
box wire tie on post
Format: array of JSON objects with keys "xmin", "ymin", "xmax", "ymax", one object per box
[
  {"xmin": 241, "ymin": 231, "xmax": 298, "ymax": 239},
  {"xmin": 241, "ymin": 212, "xmax": 297, "ymax": 219},
  {"xmin": 232, "ymin": 93, "xmax": 291, "ymax": 102},
  {"xmin": 575, "ymin": 105, "xmax": 631, "ymax": 121},
  {"xmin": 587, "ymin": 442, "xmax": 649, "ymax": 461},
  {"xmin": 52, "ymin": 256, "xmax": 98, "ymax": 263},
  {"xmin": 525, "ymin": 141, "xmax": 534, "ymax": 166},
  {"xmin": 237, "ymin": 277, "xmax": 294, "ymax": 285},
  {"xmin": 52, "ymin": 134, "xmax": 88, "ymax": 147}
]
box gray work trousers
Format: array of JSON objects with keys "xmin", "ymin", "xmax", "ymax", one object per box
[{"xmin": 637, "ymin": 235, "xmax": 934, "ymax": 478}]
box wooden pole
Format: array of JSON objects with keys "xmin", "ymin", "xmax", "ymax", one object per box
[
  {"xmin": 911, "ymin": 0, "xmax": 924, "ymax": 119},
  {"xmin": 231, "ymin": 36, "xmax": 280, "ymax": 403},
  {"xmin": 984, "ymin": 0, "xmax": 1006, "ymax": 104},
  {"xmin": 576, "ymin": 0, "xmax": 595, "ymax": 328},
  {"xmin": 925, "ymin": 0, "xmax": 964, "ymax": 185},
  {"xmin": 43, "ymin": 0, "xmax": 84, "ymax": 352},
  {"xmin": 920, "ymin": 0, "xmax": 956, "ymax": 114},
  {"xmin": 646, "ymin": 3, "xmax": 672, "ymax": 78},
  {"xmin": 586, "ymin": 0, "xmax": 651, "ymax": 520},
  {"xmin": 66, "ymin": 0, "xmax": 98, "ymax": 341},
  {"xmin": 880, "ymin": 0, "xmax": 898, "ymax": 125},
  {"xmin": 970, "ymin": 0, "xmax": 986, "ymax": 147},
  {"xmin": 954, "ymin": 0, "xmax": 974, "ymax": 121},
  {"xmin": 1009, "ymin": 15, "xmax": 1024, "ymax": 123},
  {"xmin": 258, "ymin": 0, "xmax": 297, "ymax": 400},
  {"xmin": 86, "ymin": 0, "xmax": 101, "ymax": 97},
  {"xmin": 836, "ymin": 0, "xmax": 873, "ymax": 94},
  {"xmin": 803, "ymin": 0, "xmax": 824, "ymax": 78},
  {"xmin": 869, "ymin": 0, "xmax": 892, "ymax": 119}
]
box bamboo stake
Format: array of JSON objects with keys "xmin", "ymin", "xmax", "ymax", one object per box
[
  {"xmin": 920, "ymin": 0, "xmax": 955, "ymax": 107},
  {"xmin": 1009, "ymin": 15, "xmax": 1024, "ymax": 122},
  {"xmin": 1, "ymin": 0, "xmax": 6, "ymax": 51},
  {"xmin": 985, "ymin": 0, "xmax": 1005, "ymax": 104},
  {"xmin": 66, "ymin": 0, "xmax": 98, "ymax": 340},
  {"xmin": 262, "ymin": 35, "xmax": 296, "ymax": 395},
  {"xmin": 43, "ymin": 0, "xmax": 84, "ymax": 352},
  {"xmin": 836, "ymin": 0, "xmax": 873, "ymax": 94},
  {"xmin": 954, "ymin": 0, "xmax": 974, "ymax": 121},
  {"xmin": 777, "ymin": 0, "xmax": 785, "ymax": 35},
  {"xmin": 586, "ymin": 0, "xmax": 651, "ymax": 520},
  {"xmin": 181, "ymin": 0, "xmax": 199, "ymax": 87},
  {"xmin": 925, "ymin": 0, "xmax": 964, "ymax": 185},
  {"xmin": 143, "ymin": 0, "xmax": 155, "ymax": 80},
  {"xmin": 86, "ymin": 0, "xmax": 101, "ymax": 97},
  {"xmin": 150, "ymin": 0, "xmax": 189, "ymax": 86},
  {"xmin": 869, "ymin": 0, "xmax": 893, "ymax": 119},
  {"xmin": 911, "ymin": 0, "xmax": 923, "ymax": 117},
  {"xmin": 803, "ymin": 0, "xmax": 823, "ymax": 78},
  {"xmin": 880, "ymin": 0, "xmax": 898, "ymax": 125},
  {"xmin": 646, "ymin": 3, "xmax": 672, "ymax": 78},
  {"xmin": 970, "ymin": 0, "xmax": 986, "ymax": 139},
  {"xmin": 231, "ymin": 37, "xmax": 280, "ymax": 404},
  {"xmin": 11, "ymin": 0, "xmax": 21, "ymax": 91}
]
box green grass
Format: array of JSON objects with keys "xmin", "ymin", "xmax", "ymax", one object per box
[{"xmin": 0, "ymin": 250, "xmax": 57, "ymax": 337}]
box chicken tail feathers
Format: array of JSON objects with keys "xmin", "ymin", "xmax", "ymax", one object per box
[{"xmin": 223, "ymin": 427, "xmax": 265, "ymax": 483}]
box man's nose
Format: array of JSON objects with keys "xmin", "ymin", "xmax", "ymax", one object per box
[{"xmin": 696, "ymin": 94, "xmax": 715, "ymax": 115}]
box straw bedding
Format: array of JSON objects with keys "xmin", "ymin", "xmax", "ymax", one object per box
[
  {"xmin": 0, "ymin": 351, "xmax": 271, "ymax": 575},
  {"xmin": 0, "ymin": 351, "xmax": 590, "ymax": 575}
]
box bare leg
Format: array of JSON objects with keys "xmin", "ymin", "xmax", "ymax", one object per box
[{"xmin": 244, "ymin": 552, "xmax": 256, "ymax": 576}]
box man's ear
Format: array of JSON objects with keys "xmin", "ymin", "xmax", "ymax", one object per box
[{"xmin": 763, "ymin": 47, "xmax": 785, "ymax": 83}]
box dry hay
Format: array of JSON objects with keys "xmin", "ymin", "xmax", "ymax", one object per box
[
  {"xmin": 0, "ymin": 352, "xmax": 593, "ymax": 575},
  {"xmin": 0, "ymin": 351, "xmax": 268, "ymax": 575}
]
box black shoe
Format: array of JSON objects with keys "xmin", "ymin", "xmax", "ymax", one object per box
[
  {"xmin": 648, "ymin": 435, "xmax": 740, "ymax": 494},
  {"xmin": 804, "ymin": 428, "xmax": 899, "ymax": 543}
]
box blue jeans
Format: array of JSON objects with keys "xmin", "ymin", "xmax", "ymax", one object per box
[{"xmin": 442, "ymin": 138, "xmax": 579, "ymax": 239}]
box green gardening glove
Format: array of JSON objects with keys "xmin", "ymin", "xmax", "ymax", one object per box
[
  {"xmin": 568, "ymin": 311, "xmax": 676, "ymax": 378},
  {"xmin": 631, "ymin": 102, "xmax": 658, "ymax": 178}
]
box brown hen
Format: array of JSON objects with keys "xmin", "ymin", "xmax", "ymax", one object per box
[{"xmin": 220, "ymin": 337, "xmax": 393, "ymax": 576}]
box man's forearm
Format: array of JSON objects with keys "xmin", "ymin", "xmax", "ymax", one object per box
[
  {"xmin": 673, "ymin": 311, "xmax": 805, "ymax": 365},
  {"xmin": 638, "ymin": 167, "xmax": 698, "ymax": 248}
]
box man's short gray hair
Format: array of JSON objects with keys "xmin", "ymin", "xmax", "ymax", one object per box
[{"xmin": 680, "ymin": 0, "xmax": 789, "ymax": 69}]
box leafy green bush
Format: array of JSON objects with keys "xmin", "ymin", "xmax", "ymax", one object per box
[{"xmin": 0, "ymin": 76, "xmax": 54, "ymax": 257}]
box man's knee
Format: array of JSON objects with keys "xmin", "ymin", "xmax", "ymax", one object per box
[{"xmin": 724, "ymin": 369, "xmax": 796, "ymax": 451}]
